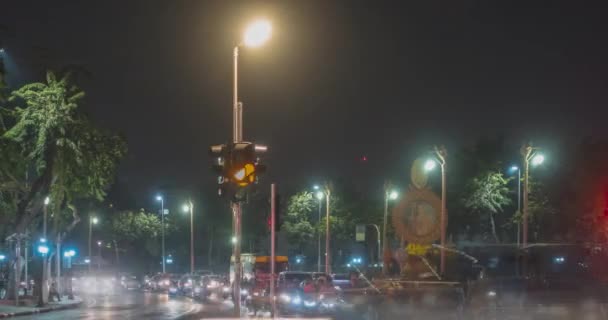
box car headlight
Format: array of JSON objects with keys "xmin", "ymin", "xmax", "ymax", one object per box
[
  {"xmin": 292, "ymin": 296, "xmax": 301, "ymax": 305},
  {"xmin": 240, "ymin": 289, "xmax": 248, "ymax": 295},
  {"xmin": 280, "ymin": 294, "xmax": 291, "ymax": 303},
  {"xmin": 164, "ymin": 280, "xmax": 170, "ymax": 286},
  {"xmin": 304, "ymin": 300, "xmax": 317, "ymax": 307},
  {"xmin": 487, "ymin": 290, "xmax": 497, "ymax": 298}
]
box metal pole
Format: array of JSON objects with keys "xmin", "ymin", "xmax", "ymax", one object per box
[
  {"xmin": 517, "ymin": 168, "xmax": 521, "ymax": 247},
  {"xmin": 233, "ymin": 46, "xmax": 240, "ymax": 143},
  {"xmin": 317, "ymin": 199, "xmax": 322, "ymax": 273},
  {"xmin": 88, "ymin": 219, "xmax": 92, "ymax": 273},
  {"xmin": 369, "ymin": 224, "xmax": 381, "ymax": 263},
  {"xmin": 325, "ymin": 188, "xmax": 331, "ymax": 274},
  {"xmin": 270, "ymin": 184, "xmax": 277, "ymax": 318},
  {"xmin": 440, "ymin": 162, "xmax": 446, "ymax": 274},
  {"xmin": 97, "ymin": 242, "xmax": 101, "ymax": 271},
  {"xmin": 382, "ymin": 191, "xmax": 389, "ymax": 275},
  {"xmin": 43, "ymin": 205, "xmax": 47, "ymax": 240},
  {"xmin": 523, "ymin": 158, "xmax": 529, "ymax": 247},
  {"xmin": 190, "ymin": 200, "xmax": 194, "ymax": 274},
  {"xmin": 232, "ymin": 203, "xmax": 242, "ymax": 316},
  {"xmin": 24, "ymin": 243, "xmax": 28, "ymax": 295},
  {"xmin": 161, "ymin": 199, "xmax": 165, "ymax": 273},
  {"xmin": 56, "ymin": 239, "xmax": 61, "ymax": 295}
]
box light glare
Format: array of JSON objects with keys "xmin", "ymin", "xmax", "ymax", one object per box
[
  {"xmin": 424, "ymin": 159, "xmax": 436, "ymax": 171},
  {"xmin": 243, "ymin": 20, "xmax": 272, "ymax": 47},
  {"xmin": 316, "ymin": 191, "xmax": 324, "ymax": 200},
  {"xmin": 389, "ymin": 190, "xmax": 399, "ymax": 200},
  {"xmin": 532, "ymin": 154, "xmax": 545, "ymax": 166}
]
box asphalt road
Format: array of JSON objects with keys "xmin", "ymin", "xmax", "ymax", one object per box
[{"xmin": 14, "ymin": 291, "xmax": 233, "ymax": 320}]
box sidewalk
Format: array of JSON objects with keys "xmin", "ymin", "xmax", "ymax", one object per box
[{"xmin": 0, "ymin": 296, "xmax": 83, "ymax": 318}]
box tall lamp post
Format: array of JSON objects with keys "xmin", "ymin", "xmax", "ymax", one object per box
[
  {"xmin": 323, "ymin": 185, "xmax": 331, "ymax": 274},
  {"xmin": 521, "ymin": 143, "xmax": 544, "ymax": 247},
  {"xmin": 382, "ymin": 185, "xmax": 398, "ymax": 275},
  {"xmin": 88, "ymin": 216, "xmax": 98, "ymax": 273},
  {"xmin": 509, "ymin": 165, "xmax": 522, "ymax": 246},
  {"xmin": 156, "ymin": 195, "xmax": 166, "ymax": 273},
  {"xmin": 182, "ymin": 200, "xmax": 195, "ymax": 274},
  {"xmin": 230, "ymin": 19, "xmax": 272, "ymax": 316},
  {"xmin": 424, "ymin": 145, "xmax": 447, "ymax": 274},
  {"xmin": 314, "ymin": 186, "xmax": 324, "ymax": 272}
]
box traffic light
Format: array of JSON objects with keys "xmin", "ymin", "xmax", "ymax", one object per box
[{"xmin": 209, "ymin": 142, "xmax": 268, "ymax": 199}]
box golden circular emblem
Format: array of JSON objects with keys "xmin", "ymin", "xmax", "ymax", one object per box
[{"xmin": 392, "ymin": 187, "xmax": 445, "ymax": 244}]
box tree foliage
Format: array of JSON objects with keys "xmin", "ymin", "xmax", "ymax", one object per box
[
  {"xmin": 462, "ymin": 171, "xmax": 512, "ymax": 242},
  {"xmin": 283, "ymin": 191, "xmax": 316, "ymax": 252}
]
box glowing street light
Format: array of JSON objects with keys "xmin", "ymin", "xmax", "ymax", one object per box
[
  {"xmin": 88, "ymin": 215, "xmax": 98, "ymax": 273},
  {"xmin": 382, "ymin": 184, "xmax": 399, "ymax": 274},
  {"xmin": 531, "ymin": 154, "xmax": 545, "ymax": 166},
  {"xmin": 424, "ymin": 159, "xmax": 437, "ymax": 171},
  {"xmin": 509, "ymin": 165, "xmax": 522, "ymax": 246},
  {"xmin": 230, "ymin": 18, "xmax": 273, "ymax": 315},
  {"xmin": 0, "ymin": 254, "xmax": 6, "ymax": 261},
  {"xmin": 231, "ymin": 236, "xmax": 237, "ymax": 244},
  {"xmin": 156, "ymin": 195, "xmax": 166, "ymax": 273},
  {"xmin": 243, "ymin": 19, "xmax": 272, "ymax": 48},
  {"xmin": 182, "ymin": 200, "xmax": 195, "ymax": 273},
  {"xmin": 521, "ymin": 143, "xmax": 545, "ymax": 247}
]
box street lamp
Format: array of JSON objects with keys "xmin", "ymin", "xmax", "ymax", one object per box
[
  {"xmin": 88, "ymin": 215, "xmax": 98, "ymax": 273},
  {"xmin": 156, "ymin": 195, "xmax": 166, "ymax": 273},
  {"xmin": 521, "ymin": 143, "xmax": 544, "ymax": 247},
  {"xmin": 229, "ymin": 19, "xmax": 273, "ymax": 316},
  {"xmin": 97, "ymin": 241, "xmax": 102, "ymax": 270},
  {"xmin": 424, "ymin": 146, "xmax": 448, "ymax": 274},
  {"xmin": 182, "ymin": 200, "xmax": 195, "ymax": 274},
  {"xmin": 509, "ymin": 165, "xmax": 522, "ymax": 246},
  {"xmin": 382, "ymin": 183, "xmax": 399, "ymax": 275},
  {"xmin": 43, "ymin": 197, "xmax": 50, "ymax": 240},
  {"xmin": 314, "ymin": 190, "xmax": 324, "ymax": 272}
]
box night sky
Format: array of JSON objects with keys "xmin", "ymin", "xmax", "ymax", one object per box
[{"xmin": 2, "ymin": 0, "xmax": 607, "ymax": 209}]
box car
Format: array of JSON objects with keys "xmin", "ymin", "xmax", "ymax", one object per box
[
  {"xmin": 120, "ymin": 275, "xmax": 141, "ymax": 290},
  {"xmin": 148, "ymin": 273, "xmax": 179, "ymax": 292},
  {"xmin": 177, "ymin": 274, "xmax": 200, "ymax": 296}
]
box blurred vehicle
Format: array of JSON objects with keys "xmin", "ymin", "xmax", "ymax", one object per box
[
  {"xmin": 177, "ymin": 274, "xmax": 199, "ymax": 296},
  {"xmin": 148, "ymin": 273, "xmax": 179, "ymax": 293},
  {"xmin": 120, "ymin": 275, "xmax": 141, "ymax": 290},
  {"xmin": 277, "ymin": 271, "xmax": 343, "ymax": 316}
]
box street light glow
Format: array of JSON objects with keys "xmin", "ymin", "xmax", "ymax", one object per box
[
  {"xmin": 231, "ymin": 236, "xmax": 237, "ymax": 244},
  {"xmin": 243, "ymin": 19, "xmax": 272, "ymax": 47},
  {"xmin": 44, "ymin": 196, "xmax": 50, "ymax": 205},
  {"xmin": 37, "ymin": 244, "xmax": 49, "ymax": 255},
  {"xmin": 532, "ymin": 154, "xmax": 545, "ymax": 166},
  {"xmin": 510, "ymin": 165, "xmax": 519, "ymax": 172},
  {"xmin": 0, "ymin": 254, "xmax": 6, "ymax": 261},
  {"xmin": 389, "ymin": 190, "xmax": 399, "ymax": 200},
  {"xmin": 316, "ymin": 191, "xmax": 324, "ymax": 200},
  {"xmin": 424, "ymin": 159, "xmax": 436, "ymax": 171},
  {"xmin": 182, "ymin": 204, "xmax": 190, "ymax": 212},
  {"xmin": 156, "ymin": 195, "xmax": 163, "ymax": 201},
  {"xmin": 313, "ymin": 185, "xmax": 319, "ymax": 190},
  {"xmin": 91, "ymin": 217, "xmax": 98, "ymax": 224},
  {"xmin": 97, "ymin": 241, "xmax": 102, "ymax": 246}
]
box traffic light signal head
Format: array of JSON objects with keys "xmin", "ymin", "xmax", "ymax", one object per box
[{"xmin": 209, "ymin": 142, "xmax": 268, "ymax": 198}]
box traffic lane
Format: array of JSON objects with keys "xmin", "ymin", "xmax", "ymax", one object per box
[
  {"xmin": 176, "ymin": 294, "xmax": 240, "ymax": 319},
  {"xmin": 16, "ymin": 291, "xmax": 201, "ymax": 320}
]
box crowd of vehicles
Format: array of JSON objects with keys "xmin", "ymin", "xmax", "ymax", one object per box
[{"xmin": 57, "ymin": 245, "xmax": 608, "ymax": 319}]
